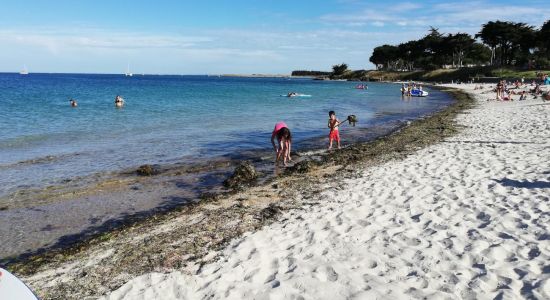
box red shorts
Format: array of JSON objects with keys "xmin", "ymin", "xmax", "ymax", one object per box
[{"xmin": 329, "ymin": 130, "xmax": 340, "ymax": 142}]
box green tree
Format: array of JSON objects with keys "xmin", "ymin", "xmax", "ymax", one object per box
[
  {"xmin": 331, "ymin": 63, "xmax": 349, "ymax": 76},
  {"xmin": 465, "ymin": 43, "xmax": 492, "ymax": 65},
  {"xmin": 477, "ymin": 21, "xmax": 535, "ymax": 66},
  {"xmin": 445, "ymin": 33, "xmax": 475, "ymax": 67},
  {"xmin": 515, "ymin": 24, "xmax": 537, "ymax": 66},
  {"xmin": 420, "ymin": 27, "xmax": 445, "ymax": 67},
  {"xmin": 537, "ymin": 20, "xmax": 550, "ymax": 57},
  {"xmin": 398, "ymin": 40, "xmax": 424, "ymax": 71},
  {"xmin": 370, "ymin": 45, "xmax": 399, "ymax": 70}
]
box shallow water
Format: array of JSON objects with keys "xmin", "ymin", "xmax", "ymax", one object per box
[{"xmin": 0, "ymin": 73, "xmax": 452, "ymax": 197}]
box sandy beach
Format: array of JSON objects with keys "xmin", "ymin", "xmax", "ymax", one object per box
[
  {"xmin": 14, "ymin": 84, "xmax": 549, "ymax": 299},
  {"xmin": 3, "ymin": 1, "xmax": 550, "ymax": 299},
  {"xmin": 98, "ymin": 84, "xmax": 549, "ymax": 299}
]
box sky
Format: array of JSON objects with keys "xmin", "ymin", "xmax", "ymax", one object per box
[{"xmin": 1, "ymin": 0, "xmax": 549, "ymax": 74}]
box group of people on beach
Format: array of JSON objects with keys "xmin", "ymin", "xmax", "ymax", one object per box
[
  {"xmin": 492, "ymin": 77, "xmax": 550, "ymax": 101},
  {"xmin": 271, "ymin": 111, "xmax": 343, "ymax": 166},
  {"xmin": 69, "ymin": 95, "xmax": 125, "ymax": 108}
]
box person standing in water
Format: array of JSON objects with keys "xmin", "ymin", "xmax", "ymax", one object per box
[
  {"xmin": 328, "ymin": 111, "xmax": 341, "ymax": 150},
  {"xmin": 271, "ymin": 122, "xmax": 292, "ymax": 166}
]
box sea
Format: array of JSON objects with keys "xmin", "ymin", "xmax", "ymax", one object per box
[
  {"xmin": 0, "ymin": 73, "xmax": 458, "ymax": 258},
  {"xmin": 0, "ymin": 73, "xmax": 453, "ymax": 199}
]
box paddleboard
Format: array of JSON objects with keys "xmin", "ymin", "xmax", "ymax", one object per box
[
  {"xmin": 0, "ymin": 268, "xmax": 39, "ymax": 300},
  {"xmin": 280, "ymin": 94, "xmax": 311, "ymax": 97}
]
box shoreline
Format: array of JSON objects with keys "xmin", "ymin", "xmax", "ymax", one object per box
[
  {"xmin": 106, "ymin": 83, "xmax": 548, "ymax": 299},
  {"xmin": 0, "ymin": 84, "xmax": 452, "ymax": 261},
  {"xmin": 4, "ymin": 86, "xmax": 474, "ymax": 299}
]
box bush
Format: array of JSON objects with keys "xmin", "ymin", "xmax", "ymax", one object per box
[{"xmin": 535, "ymin": 57, "xmax": 550, "ymax": 69}]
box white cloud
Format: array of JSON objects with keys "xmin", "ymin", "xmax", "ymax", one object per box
[
  {"xmin": 346, "ymin": 22, "xmax": 368, "ymax": 27},
  {"xmin": 372, "ymin": 21, "xmax": 385, "ymax": 27},
  {"xmin": 319, "ymin": 1, "xmax": 550, "ymax": 29},
  {"xmin": 0, "ymin": 29, "xmax": 213, "ymax": 51},
  {"xmin": 2, "ymin": 27, "xmax": 414, "ymax": 73},
  {"xmin": 389, "ymin": 2, "xmax": 423, "ymax": 11},
  {"xmin": 432, "ymin": 4, "xmax": 550, "ymax": 27}
]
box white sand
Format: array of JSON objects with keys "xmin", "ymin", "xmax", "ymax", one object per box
[{"xmin": 105, "ymin": 84, "xmax": 550, "ymax": 299}]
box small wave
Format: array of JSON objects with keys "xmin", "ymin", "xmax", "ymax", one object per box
[
  {"xmin": 0, "ymin": 153, "xmax": 81, "ymax": 169},
  {"xmin": 0, "ymin": 133, "xmax": 52, "ymax": 149}
]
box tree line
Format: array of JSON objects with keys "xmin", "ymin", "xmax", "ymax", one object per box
[
  {"xmin": 291, "ymin": 70, "xmax": 332, "ymax": 76},
  {"xmin": 369, "ymin": 20, "xmax": 550, "ymax": 71}
]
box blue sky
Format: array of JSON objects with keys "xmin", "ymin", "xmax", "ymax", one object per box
[{"xmin": 1, "ymin": 0, "xmax": 548, "ymax": 74}]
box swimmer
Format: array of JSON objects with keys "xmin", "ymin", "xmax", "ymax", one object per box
[
  {"xmin": 115, "ymin": 95, "xmax": 125, "ymax": 107},
  {"xmin": 69, "ymin": 99, "xmax": 78, "ymax": 107}
]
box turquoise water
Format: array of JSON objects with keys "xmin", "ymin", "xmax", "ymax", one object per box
[{"xmin": 0, "ymin": 74, "xmax": 453, "ymax": 196}]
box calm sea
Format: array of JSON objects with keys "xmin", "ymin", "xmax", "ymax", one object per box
[{"xmin": 0, "ymin": 73, "xmax": 453, "ymax": 197}]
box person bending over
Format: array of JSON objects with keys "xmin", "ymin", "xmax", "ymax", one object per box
[{"xmin": 271, "ymin": 122, "xmax": 292, "ymax": 166}]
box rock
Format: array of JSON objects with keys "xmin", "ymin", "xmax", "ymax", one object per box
[
  {"xmin": 200, "ymin": 192, "xmax": 218, "ymax": 202},
  {"xmin": 223, "ymin": 161, "xmax": 258, "ymax": 188},
  {"xmin": 256, "ymin": 203, "xmax": 281, "ymax": 221},
  {"xmin": 136, "ymin": 164, "xmax": 160, "ymax": 176},
  {"xmin": 286, "ymin": 160, "xmax": 315, "ymax": 174}
]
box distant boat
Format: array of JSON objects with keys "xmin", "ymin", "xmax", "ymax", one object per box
[
  {"xmin": 125, "ymin": 63, "xmax": 133, "ymax": 77},
  {"xmin": 20, "ymin": 65, "xmax": 29, "ymax": 75}
]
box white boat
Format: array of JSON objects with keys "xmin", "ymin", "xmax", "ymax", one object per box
[
  {"xmin": 20, "ymin": 65, "xmax": 29, "ymax": 75},
  {"xmin": 125, "ymin": 63, "xmax": 133, "ymax": 77}
]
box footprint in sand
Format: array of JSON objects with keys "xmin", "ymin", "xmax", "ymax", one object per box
[
  {"xmin": 263, "ymin": 271, "xmax": 278, "ymax": 284},
  {"xmin": 357, "ymin": 219, "xmax": 370, "ymax": 227},
  {"xmin": 366, "ymin": 259, "xmax": 378, "ymax": 269},
  {"xmin": 496, "ymin": 276, "xmax": 512, "ymax": 290},
  {"xmin": 314, "ymin": 266, "xmax": 339, "ymax": 282},
  {"xmin": 527, "ymin": 246, "xmax": 541, "ymax": 260},
  {"xmin": 410, "ymin": 213, "xmax": 422, "ymax": 222},
  {"xmin": 406, "ymin": 237, "xmax": 422, "ymax": 247},
  {"xmin": 514, "ymin": 268, "xmax": 529, "ymax": 280},
  {"xmin": 441, "ymin": 237, "xmax": 454, "ymax": 249},
  {"xmin": 243, "ymin": 268, "xmax": 260, "ymax": 282}
]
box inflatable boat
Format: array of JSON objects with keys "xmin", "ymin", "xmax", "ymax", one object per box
[{"xmin": 410, "ymin": 89, "xmax": 428, "ymax": 97}]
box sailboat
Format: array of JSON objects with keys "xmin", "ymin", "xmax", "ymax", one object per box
[
  {"xmin": 20, "ymin": 65, "xmax": 29, "ymax": 75},
  {"xmin": 125, "ymin": 63, "xmax": 133, "ymax": 77}
]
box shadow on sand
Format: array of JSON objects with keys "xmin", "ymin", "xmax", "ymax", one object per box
[{"xmin": 493, "ymin": 178, "xmax": 550, "ymax": 189}]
